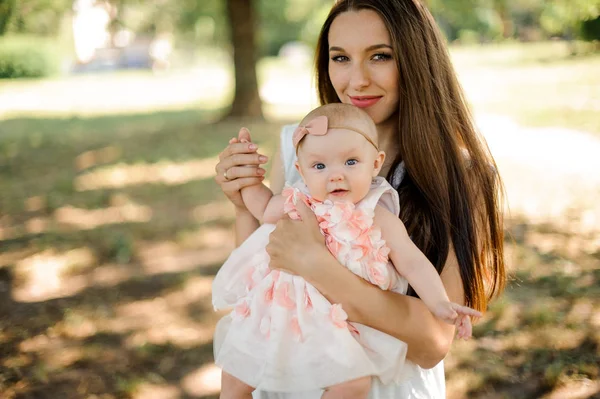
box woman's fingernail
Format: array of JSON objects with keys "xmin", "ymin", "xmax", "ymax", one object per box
[
  {"xmin": 257, "ymin": 168, "xmax": 265, "ymax": 175},
  {"xmin": 249, "ymin": 144, "xmax": 258, "ymax": 150},
  {"xmin": 259, "ymin": 156, "xmax": 268, "ymax": 162}
]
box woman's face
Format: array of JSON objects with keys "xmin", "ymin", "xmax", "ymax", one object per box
[{"xmin": 328, "ymin": 10, "xmax": 400, "ymax": 126}]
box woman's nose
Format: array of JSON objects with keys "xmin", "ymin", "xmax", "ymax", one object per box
[{"xmin": 349, "ymin": 62, "xmax": 370, "ymax": 90}]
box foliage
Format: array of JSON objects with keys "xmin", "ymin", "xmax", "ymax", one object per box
[
  {"xmin": 258, "ymin": 0, "xmax": 328, "ymax": 56},
  {"xmin": 539, "ymin": 0, "xmax": 600, "ymax": 38},
  {"xmin": 2, "ymin": 0, "xmax": 599, "ymax": 48},
  {"xmin": 0, "ymin": 0, "xmax": 16, "ymax": 35},
  {"xmin": 2, "ymin": 0, "xmax": 72, "ymax": 36},
  {"xmin": 0, "ymin": 35, "xmax": 61, "ymax": 78},
  {"xmin": 580, "ymin": 15, "xmax": 600, "ymax": 41}
]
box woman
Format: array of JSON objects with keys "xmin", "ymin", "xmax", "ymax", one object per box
[{"xmin": 214, "ymin": 0, "xmax": 506, "ymax": 397}]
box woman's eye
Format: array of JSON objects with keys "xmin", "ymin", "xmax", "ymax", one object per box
[
  {"xmin": 372, "ymin": 53, "xmax": 392, "ymax": 61},
  {"xmin": 314, "ymin": 163, "xmax": 326, "ymax": 170},
  {"xmin": 331, "ymin": 55, "xmax": 349, "ymax": 63},
  {"xmin": 346, "ymin": 159, "xmax": 358, "ymax": 166}
]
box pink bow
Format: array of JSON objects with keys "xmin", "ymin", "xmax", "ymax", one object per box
[{"xmin": 292, "ymin": 116, "xmax": 329, "ymax": 148}]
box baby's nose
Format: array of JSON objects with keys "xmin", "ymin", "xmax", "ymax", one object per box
[{"xmin": 329, "ymin": 172, "xmax": 344, "ymax": 182}]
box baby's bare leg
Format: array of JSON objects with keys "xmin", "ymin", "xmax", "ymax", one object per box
[
  {"xmin": 220, "ymin": 371, "xmax": 254, "ymax": 399},
  {"xmin": 322, "ymin": 376, "xmax": 372, "ymax": 399}
]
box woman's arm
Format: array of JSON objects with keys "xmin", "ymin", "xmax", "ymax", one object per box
[
  {"xmin": 267, "ymin": 201, "xmax": 464, "ymax": 369},
  {"xmin": 214, "ymin": 128, "xmax": 284, "ymax": 245},
  {"xmin": 214, "ymin": 128, "xmax": 268, "ymax": 210},
  {"xmin": 233, "ymin": 144, "xmax": 286, "ymax": 244}
]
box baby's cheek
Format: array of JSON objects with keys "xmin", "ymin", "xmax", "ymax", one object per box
[
  {"xmin": 353, "ymin": 181, "xmax": 371, "ymax": 202},
  {"xmin": 305, "ymin": 178, "xmax": 326, "ymax": 201}
]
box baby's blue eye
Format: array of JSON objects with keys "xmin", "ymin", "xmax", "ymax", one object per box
[
  {"xmin": 346, "ymin": 159, "xmax": 358, "ymax": 166},
  {"xmin": 314, "ymin": 163, "xmax": 326, "ymax": 170}
]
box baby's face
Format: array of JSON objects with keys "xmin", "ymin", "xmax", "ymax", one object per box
[{"xmin": 296, "ymin": 128, "xmax": 384, "ymax": 203}]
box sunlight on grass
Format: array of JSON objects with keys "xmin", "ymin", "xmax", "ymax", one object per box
[
  {"xmin": 132, "ymin": 383, "xmax": 180, "ymax": 399},
  {"xmin": 0, "ymin": 69, "xmax": 231, "ymax": 118},
  {"xmin": 75, "ymin": 145, "xmax": 122, "ymax": 171},
  {"xmin": 55, "ymin": 202, "xmax": 153, "ymax": 229},
  {"xmin": 181, "ymin": 363, "xmax": 221, "ymax": 396},
  {"xmin": 13, "ymin": 248, "xmax": 95, "ymax": 302},
  {"xmin": 192, "ymin": 201, "xmax": 236, "ymax": 224},
  {"xmin": 453, "ymin": 43, "xmax": 600, "ymax": 134},
  {"xmin": 540, "ymin": 380, "xmax": 600, "ymax": 399},
  {"xmin": 138, "ymin": 241, "xmax": 233, "ymax": 275},
  {"xmin": 75, "ymin": 157, "xmax": 219, "ymax": 191},
  {"xmin": 112, "ymin": 276, "xmax": 215, "ymax": 348},
  {"xmin": 20, "ymin": 335, "xmax": 85, "ymax": 370}
]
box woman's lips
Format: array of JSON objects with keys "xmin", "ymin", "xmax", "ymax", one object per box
[{"xmin": 349, "ymin": 96, "xmax": 382, "ymax": 108}]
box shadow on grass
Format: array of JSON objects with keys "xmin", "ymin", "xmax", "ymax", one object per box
[
  {"xmin": 448, "ymin": 332, "xmax": 599, "ymax": 399},
  {"xmin": 0, "ymin": 107, "xmax": 288, "ymax": 397},
  {"xmin": 445, "ymin": 218, "xmax": 600, "ymax": 398},
  {"xmin": 0, "ymin": 259, "xmax": 223, "ymax": 398}
]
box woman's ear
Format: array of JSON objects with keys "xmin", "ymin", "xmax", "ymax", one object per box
[{"xmin": 373, "ymin": 151, "xmax": 386, "ymax": 177}]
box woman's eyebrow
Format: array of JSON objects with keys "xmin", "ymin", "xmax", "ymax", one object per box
[{"xmin": 329, "ymin": 44, "xmax": 392, "ymax": 52}]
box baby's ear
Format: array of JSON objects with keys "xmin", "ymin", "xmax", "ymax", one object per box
[
  {"xmin": 373, "ymin": 151, "xmax": 386, "ymax": 177},
  {"xmin": 295, "ymin": 161, "xmax": 304, "ymax": 179}
]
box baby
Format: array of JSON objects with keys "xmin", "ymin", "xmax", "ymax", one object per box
[{"xmin": 212, "ymin": 103, "xmax": 481, "ymax": 398}]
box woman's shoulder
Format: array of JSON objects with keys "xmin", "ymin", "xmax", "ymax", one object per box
[
  {"xmin": 279, "ymin": 123, "xmax": 301, "ymax": 186},
  {"xmin": 280, "ymin": 123, "xmax": 299, "ymax": 137},
  {"xmin": 279, "ymin": 123, "xmax": 299, "ymax": 155}
]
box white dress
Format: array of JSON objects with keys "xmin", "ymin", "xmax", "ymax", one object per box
[
  {"xmin": 213, "ymin": 178, "xmax": 414, "ymax": 391},
  {"xmin": 251, "ymin": 124, "xmax": 447, "ymax": 398}
]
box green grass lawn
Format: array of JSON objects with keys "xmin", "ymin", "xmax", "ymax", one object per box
[
  {"xmin": 451, "ymin": 41, "xmax": 600, "ymax": 135},
  {"xmin": 0, "ymin": 41, "xmax": 598, "ymax": 398}
]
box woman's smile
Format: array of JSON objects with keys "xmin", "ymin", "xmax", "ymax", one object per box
[{"xmin": 350, "ymin": 96, "xmax": 382, "ymax": 108}]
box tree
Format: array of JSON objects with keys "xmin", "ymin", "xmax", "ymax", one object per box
[
  {"xmin": 541, "ymin": 0, "xmax": 600, "ymax": 53},
  {"xmin": 491, "ymin": 0, "xmax": 513, "ymax": 39},
  {"xmin": 0, "ymin": 0, "xmax": 16, "ymax": 35},
  {"xmin": 225, "ymin": 0, "xmax": 263, "ymax": 119}
]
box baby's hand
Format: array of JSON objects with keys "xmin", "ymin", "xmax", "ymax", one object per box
[
  {"xmin": 433, "ymin": 302, "xmax": 482, "ymax": 340},
  {"xmin": 227, "ymin": 133, "xmax": 264, "ymax": 186}
]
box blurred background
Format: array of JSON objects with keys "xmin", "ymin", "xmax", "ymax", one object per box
[{"xmin": 0, "ymin": 0, "xmax": 599, "ymax": 398}]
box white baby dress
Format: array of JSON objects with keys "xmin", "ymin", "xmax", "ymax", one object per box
[{"xmin": 212, "ymin": 177, "xmax": 416, "ymax": 392}]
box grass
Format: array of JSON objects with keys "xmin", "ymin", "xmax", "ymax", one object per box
[
  {"xmin": 0, "ymin": 109, "xmax": 281, "ymax": 256},
  {"xmin": 0, "ymin": 41, "xmax": 599, "ymax": 398},
  {"xmin": 452, "ymin": 42, "xmax": 600, "ymax": 135},
  {"xmin": 445, "ymin": 220, "xmax": 600, "ymax": 398}
]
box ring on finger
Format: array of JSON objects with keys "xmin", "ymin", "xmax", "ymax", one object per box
[{"xmin": 223, "ymin": 169, "xmax": 229, "ymax": 180}]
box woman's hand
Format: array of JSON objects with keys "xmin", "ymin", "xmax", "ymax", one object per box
[
  {"xmin": 266, "ymin": 200, "xmax": 330, "ymax": 280},
  {"xmin": 214, "ymin": 127, "xmax": 269, "ymax": 210}
]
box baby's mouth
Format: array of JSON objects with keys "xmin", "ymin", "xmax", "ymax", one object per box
[{"xmin": 329, "ymin": 189, "xmax": 349, "ymax": 197}]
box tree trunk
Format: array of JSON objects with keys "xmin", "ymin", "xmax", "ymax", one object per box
[
  {"xmin": 0, "ymin": 0, "xmax": 16, "ymax": 35},
  {"xmin": 493, "ymin": 0, "xmax": 513, "ymax": 39},
  {"xmin": 226, "ymin": 0, "xmax": 263, "ymax": 119}
]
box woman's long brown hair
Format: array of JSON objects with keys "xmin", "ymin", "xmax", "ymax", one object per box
[{"xmin": 315, "ymin": 0, "xmax": 505, "ymax": 312}]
